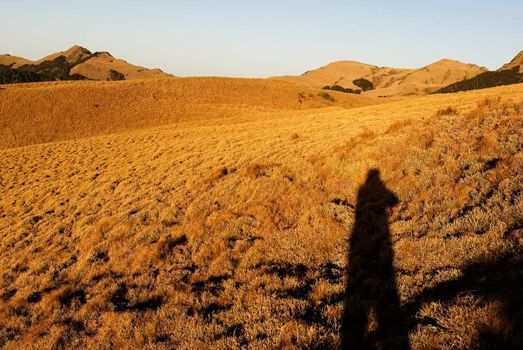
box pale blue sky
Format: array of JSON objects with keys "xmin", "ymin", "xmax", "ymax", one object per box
[{"xmin": 1, "ymin": 1, "xmax": 522, "ymax": 77}]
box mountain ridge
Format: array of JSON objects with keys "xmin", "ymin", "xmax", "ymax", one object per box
[
  {"xmin": 273, "ymin": 58, "xmax": 487, "ymax": 97},
  {"xmin": 436, "ymin": 51, "xmax": 523, "ymax": 94},
  {"xmin": 0, "ymin": 45, "xmax": 171, "ymax": 84},
  {"xmin": 3, "ymin": 47, "xmax": 523, "ymax": 94}
]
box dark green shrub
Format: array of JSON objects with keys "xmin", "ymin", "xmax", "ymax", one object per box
[
  {"xmin": 319, "ymin": 92, "xmax": 336, "ymax": 102},
  {"xmin": 109, "ymin": 70, "xmax": 125, "ymax": 81},
  {"xmin": 322, "ymin": 85, "xmax": 361, "ymax": 95},
  {"xmin": 353, "ymin": 78, "xmax": 374, "ymax": 91}
]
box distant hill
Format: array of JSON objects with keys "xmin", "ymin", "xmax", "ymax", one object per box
[
  {"xmin": 436, "ymin": 50, "xmax": 523, "ymax": 94},
  {"xmin": 274, "ymin": 61, "xmax": 405, "ymax": 91},
  {"xmin": 273, "ymin": 59, "xmax": 487, "ymax": 97},
  {"xmin": 0, "ymin": 54, "xmax": 32, "ymax": 67},
  {"xmin": 498, "ymin": 50, "xmax": 523, "ymax": 73},
  {"xmin": 0, "ymin": 45, "xmax": 171, "ymax": 84}
]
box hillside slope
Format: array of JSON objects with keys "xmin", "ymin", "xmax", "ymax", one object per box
[
  {"xmin": 274, "ymin": 61, "xmax": 409, "ymax": 91},
  {"xmin": 0, "ymin": 77, "xmax": 379, "ymax": 149},
  {"xmin": 0, "ymin": 54, "xmax": 32, "ymax": 67},
  {"xmin": 370, "ymin": 59, "xmax": 487, "ymax": 97},
  {"xmin": 273, "ymin": 59, "xmax": 486, "ymax": 97},
  {"xmin": 436, "ymin": 50, "xmax": 523, "ymax": 94},
  {"xmin": 0, "ymin": 46, "xmax": 171, "ymax": 84},
  {"xmin": 436, "ymin": 68, "xmax": 523, "ymax": 94},
  {"xmin": 70, "ymin": 52, "xmax": 167, "ymax": 80},
  {"xmin": 1, "ymin": 84, "xmax": 522, "ymax": 349},
  {"xmin": 499, "ymin": 50, "xmax": 523, "ymax": 73}
]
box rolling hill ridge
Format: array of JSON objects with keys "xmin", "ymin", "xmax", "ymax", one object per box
[
  {"xmin": 0, "ymin": 45, "xmax": 171, "ymax": 84},
  {"xmin": 273, "ymin": 59, "xmax": 487, "ymax": 97},
  {"xmin": 436, "ymin": 50, "xmax": 523, "ymax": 93},
  {"xmin": 273, "ymin": 50, "xmax": 523, "ymax": 96},
  {"xmin": 0, "ymin": 77, "xmax": 380, "ymax": 149},
  {"xmin": 499, "ymin": 50, "xmax": 523, "ymax": 73}
]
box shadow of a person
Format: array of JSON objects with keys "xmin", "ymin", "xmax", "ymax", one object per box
[{"xmin": 341, "ymin": 169, "xmax": 410, "ymax": 349}]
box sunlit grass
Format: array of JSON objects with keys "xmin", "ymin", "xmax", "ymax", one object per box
[{"xmin": 1, "ymin": 81, "xmax": 522, "ymax": 349}]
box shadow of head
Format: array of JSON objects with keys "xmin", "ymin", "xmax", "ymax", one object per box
[
  {"xmin": 355, "ymin": 169, "xmax": 399, "ymax": 227},
  {"xmin": 359, "ymin": 168, "xmax": 398, "ymax": 207}
]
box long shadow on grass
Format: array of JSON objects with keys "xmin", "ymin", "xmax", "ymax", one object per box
[
  {"xmin": 340, "ymin": 170, "xmax": 522, "ymax": 349},
  {"xmin": 341, "ymin": 169, "xmax": 410, "ymax": 349},
  {"xmin": 403, "ymin": 252, "xmax": 523, "ymax": 349}
]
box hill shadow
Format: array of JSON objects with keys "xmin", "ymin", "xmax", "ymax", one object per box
[{"xmin": 341, "ymin": 169, "xmax": 410, "ymax": 349}]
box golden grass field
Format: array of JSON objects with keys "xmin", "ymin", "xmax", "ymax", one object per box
[
  {"xmin": 1, "ymin": 78, "xmax": 522, "ymax": 349},
  {"xmin": 0, "ymin": 78, "xmax": 379, "ymax": 149}
]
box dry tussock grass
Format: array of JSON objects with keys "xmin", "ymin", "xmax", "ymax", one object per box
[
  {"xmin": 435, "ymin": 105, "xmax": 458, "ymax": 117},
  {"xmin": 1, "ymin": 83, "xmax": 523, "ymax": 349},
  {"xmin": 0, "ymin": 77, "xmax": 380, "ymax": 150}
]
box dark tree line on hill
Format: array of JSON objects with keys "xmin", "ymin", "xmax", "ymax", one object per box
[
  {"xmin": 323, "ymin": 78, "xmax": 375, "ymax": 95},
  {"xmin": 436, "ymin": 67, "xmax": 523, "ymax": 94},
  {"xmin": 0, "ymin": 54, "xmax": 127, "ymax": 84},
  {"xmin": 0, "ymin": 65, "xmax": 42, "ymax": 84},
  {"xmin": 0, "ymin": 56, "xmax": 88, "ymax": 84},
  {"xmin": 323, "ymin": 84, "xmax": 362, "ymax": 94}
]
